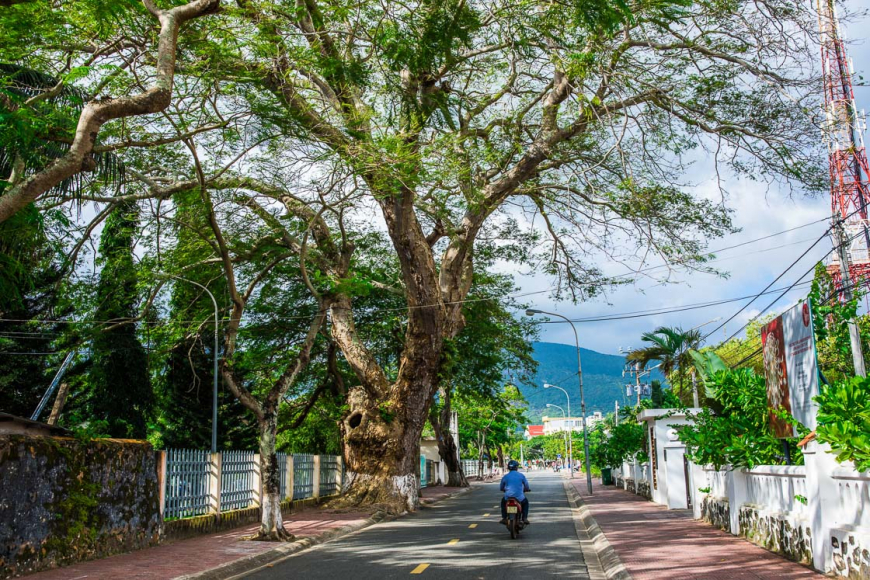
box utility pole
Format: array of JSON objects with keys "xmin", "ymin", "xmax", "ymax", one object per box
[
  {"xmin": 614, "ymin": 401, "xmax": 619, "ymax": 426},
  {"xmin": 834, "ymin": 222, "xmax": 867, "ymax": 377},
  {"xmin": 634, "ymin": 362, "xmax": 642, "ymax": 406}
]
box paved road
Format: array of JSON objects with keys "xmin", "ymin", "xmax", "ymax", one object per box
[{"xmin": 243, "ymin": 471, "xmax": 589, "ymax": 579}]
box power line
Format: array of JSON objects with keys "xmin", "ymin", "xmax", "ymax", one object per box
[
  {"xmin": 701, "ymin": 226, "xmax": 838, "ymax": 342},
  {"xmin": 715, "ymin": 226, "xmax": 867, "ymax": 347},
  {"xmin": 536, "ymin": 281, "xmax": 815, "ymax": 324}
]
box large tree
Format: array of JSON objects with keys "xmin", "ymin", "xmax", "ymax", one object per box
[
  {"xmin": 0, "ymin": 0, "xmax": 220, "ymax": 223},
  {"xmin": 15, "ymin": 0, "xmax": 825, "ymax": 514},
  {"xmin": 192, "ymin": 0, "xmax": 819, "ymax": 511},
  {"xmin": 86, "ymin": 202, "xmax": 153, "ymax": 438}
]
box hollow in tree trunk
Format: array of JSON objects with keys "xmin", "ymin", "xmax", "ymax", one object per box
[
  {"xmin": 338, "ymin": 385, "xmax": 430, "ymax": 513},
  {"xmin": 254, "ymin": 411, "xmax": 293, "ymax": 541}
]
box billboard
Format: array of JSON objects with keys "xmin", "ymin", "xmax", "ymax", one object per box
[{"xmin": 760, "ymin": 300, "xmax": 820, "ymax": 438}]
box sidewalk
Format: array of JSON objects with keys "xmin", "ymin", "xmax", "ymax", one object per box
[
  {"xmin": 21, "ymin": 485, "xmax": 467, "ymax": 580},
  {"xmin": 570, "ymin": 479, "xmax": 825, "ymax": 580}
]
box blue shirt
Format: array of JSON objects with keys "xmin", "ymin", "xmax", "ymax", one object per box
[{"xmin": 500, "ymin": 471, "xmax": 530, "ymax": 501}]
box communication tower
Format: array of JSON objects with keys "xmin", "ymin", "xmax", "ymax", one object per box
[{"xmin": 818, "ymin": 0, "xmax": 870, "ymax": 285}]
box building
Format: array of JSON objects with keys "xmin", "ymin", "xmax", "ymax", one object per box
[
  {"xmin": 542, "ymin": 412, "xmax": 605, "ymax": 435},
  {"xmin": 524, "ymin": 425, "xmax": 544, "ymax": 439},
  {"xmin": 586, "ymin": 411, "xmax": 605, "ymax": 427},
  {"xmin": 0, "ymin": 413, "xmax": 69, "ymax": 437},
  {"xmin": 542, "ymin": 416, "xmax": 584, "ymax": 434}
]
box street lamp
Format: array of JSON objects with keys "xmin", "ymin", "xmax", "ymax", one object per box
[
  {"xmin": 543, "ymin": 384, "xmax": 573, "ymax": 479},
  {"xmin": 546, "ymin": 403, "xmax": 570, "ymax": 470},
  {"xmin": 527, "ymin": 308, "xmax": 594, "ymax": 495},
  {"xmin": 161, "ymin": 274, "xmax": 220, "ymax": 453}
]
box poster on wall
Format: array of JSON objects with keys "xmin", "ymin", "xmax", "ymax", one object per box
[{"xmin": 760, "ymin": 300, "xmax": 820, "ymax": 438}]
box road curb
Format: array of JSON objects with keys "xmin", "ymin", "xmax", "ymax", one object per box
[
  {"xmin": 178, "ymin": 486, "xmax": 475, "ymax": 580},
  {"xmin": 563, "ymin": 479, "xmax": 633, "ymax": 580}
]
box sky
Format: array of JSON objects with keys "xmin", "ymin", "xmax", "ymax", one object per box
[{"xmin": 522, "ymin": 0, "xmax": 870, "ymax": 356}]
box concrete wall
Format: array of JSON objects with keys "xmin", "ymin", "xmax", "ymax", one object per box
[
  {"xmin": 0, "ymin": 435, "xmax": 160, "ymax": 579},
  {"xmin": 693, "ymin": 455, "xmax": 870, "ymax": 579}
]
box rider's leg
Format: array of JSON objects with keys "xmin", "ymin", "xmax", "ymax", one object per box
[
  {"xmin": 521, "ymin": 498, "xmax": 529, "ymax": 523},
  {"xmin": 500, "ymin": 497, "xmax": 508, "ymax": 523}
]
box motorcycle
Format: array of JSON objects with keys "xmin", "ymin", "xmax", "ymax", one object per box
[{"xmin": 504, "ymin": 497, "xmax": 525, "ymax": 539}]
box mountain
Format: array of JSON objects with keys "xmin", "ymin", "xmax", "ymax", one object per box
[{"xmin": 516, "ymin": 341, "xmax": 664, "ymax": 423}]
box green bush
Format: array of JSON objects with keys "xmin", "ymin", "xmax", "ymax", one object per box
[
  {"xmin": 590, "ymin": 420, "xmax": 646, "ymax": 469},
  {"xmin": 675, "ymin": 368, "xmax": 794, "ymax": 469},
  {"xmin": 815, "ymin": 375, "xmax": 870, "ymax": 472}
]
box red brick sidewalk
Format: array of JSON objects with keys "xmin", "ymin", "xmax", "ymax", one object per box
[
  {"xmin": 22, "ymin": 485, "xmax": 467, "ymax": 580},
  {"xmin": 23, "ymin": 506, "xmax": 373, "ymax": 580},
  {"xmin": 570, "ymin": 480, "xmax": 825, "ymax": 580}
]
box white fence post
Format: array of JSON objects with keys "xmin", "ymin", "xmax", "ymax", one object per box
[
  {"xmin": 156, "ymin": 450, "xmax": 167, "ymax": 519},
  {"xmin": 804, "ymin": 440, "xmax": 841, "ymax": 572},
  {"xmin": 313, "ymin": 455, "xmax": 321, "ymax": 500},
  {"xmin": 725, "ymin": 467, "xmax": 747, "ymax": 535},
  {"xmin": 208, "ymin": 452, "xmax": 222, "ymax": 515}
]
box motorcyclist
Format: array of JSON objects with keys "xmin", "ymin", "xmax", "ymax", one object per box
[{"xmin": 499, "ymin": 459, "xmax": 530, "ymax": 525}]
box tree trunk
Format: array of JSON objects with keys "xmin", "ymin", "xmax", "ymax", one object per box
[
  {"xmin": 329, "ymin": 291, "xmax": 443, "ymax": 512},
  {"xmin": 254, "ymin": 411, "xmax": 293, "ymax": 541},
  {"xmin": 337, "ymin": 382, "xmax": 431, "ymax": 513},
  {"xmin": 429, "ymin": 396, "xmax": 468, "ymax": 487}
]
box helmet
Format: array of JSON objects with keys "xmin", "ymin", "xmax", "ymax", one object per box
[{"xmin": 507, "ymin": 460, "xmax": 520, "ymax": 471}]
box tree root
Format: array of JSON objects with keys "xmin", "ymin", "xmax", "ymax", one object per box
[
  {"xmin": 248, "ymin": 527, "xmax": 295, "ymax": 542},
  {"xmin": 326, "ymin": 478, "xmax": 411, "ymax": 514}
]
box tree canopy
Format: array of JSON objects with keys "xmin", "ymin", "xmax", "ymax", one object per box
[{"xmin": 0, "ymin": 0, "xmax": 831, "ymax": 527}]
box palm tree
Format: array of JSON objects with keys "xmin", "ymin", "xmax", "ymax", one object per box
[{"xmin": 627, "ymin": 326, "xmax": 702, "ymax": 401}]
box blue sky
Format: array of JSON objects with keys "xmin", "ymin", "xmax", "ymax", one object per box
[{"xmin": 524, "ymin": 1, "xmax": 870, "ymax": 356}]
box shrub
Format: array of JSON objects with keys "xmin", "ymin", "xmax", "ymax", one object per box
[{"xmin": 815, "ymin": 375, "xmax": 870, "ymax": 472}]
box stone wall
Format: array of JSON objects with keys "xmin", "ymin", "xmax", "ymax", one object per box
[
  {"xmin": 700, "ymin": 496, "xmax": 731, "ymax": 533},
  {"xmin": 738, "ymin": 504, "xmax": 812, "ymax": 565},
  {"xmin": 0, "ymin": 435, "xmax": 160, "ymax": 578},
  {"xmin": 831, "ymin": 529, "xmax": 870, "ymax": 579},
  {"xmin": 625, "ymin": 478, "xmax": 636, "ymax": 494},
  {"xmin": 637, "ymin": 480, "xmax": 651, "ymax": 500}
]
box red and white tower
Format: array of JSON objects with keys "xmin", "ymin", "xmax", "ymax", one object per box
[{"xmin": 819, "ymin": 0, "xmax": 870, "ymax": 285}]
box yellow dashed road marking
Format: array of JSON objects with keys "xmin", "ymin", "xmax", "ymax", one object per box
[
  {"xmin": 448, "ymin": 539, "xmax": 460, "ymax": 545},
  {"xmin": 468, "ymin": 524, "xmax": 477, "ymax": 529},
  {"xmin": 411, "ymin": 563, "xmax": 430, "ymax": 574},
  {"xmin": 483, "ymin": 513, "xmax": 490, "ymax": 517}
]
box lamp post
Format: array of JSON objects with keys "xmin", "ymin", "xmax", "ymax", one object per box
[
  {"xmin": 543, "ymin": 384, "xmax": 573, "ymax": 479},
  {"xmin": 162, "ymin": 274, "xmax": 220, "ymax": 453},
  {"xmin": 527, "ymin": 308, "xmax": 594, "ymax": 495},
  {"xmin": 546, "ymin": 403, "xmax": 570, "ymax": 471}
]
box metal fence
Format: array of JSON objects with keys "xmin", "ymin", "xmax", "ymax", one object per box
[
  {"xmin": 221, "ymin": 450, "xmax": 259, "ymax": 511},
  {"xmin": 319, "ymin": 455, "xmax": 341, "ymax": 496},
  {"xmin": 293, "ymin": 454, "xmax": 315, "ymax": 500},
  {"xmin": 164, "ymin": 448, "xmax": 211, "ymax": 520},
  {"xmin": 162, "ymin": 450, "xmax": 336, "ymax": 520},
  {"xmin": 461, "ymin": 459, "xmax": 492, "ymax": 478},
  {"xmin": 277, "ymin": 452, "xmax": 289, "ymax": 499}
]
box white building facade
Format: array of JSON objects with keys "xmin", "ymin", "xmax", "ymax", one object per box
[{"xmin": 542, "ymin": 412, "xmax": 604, "ymax": 434}]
